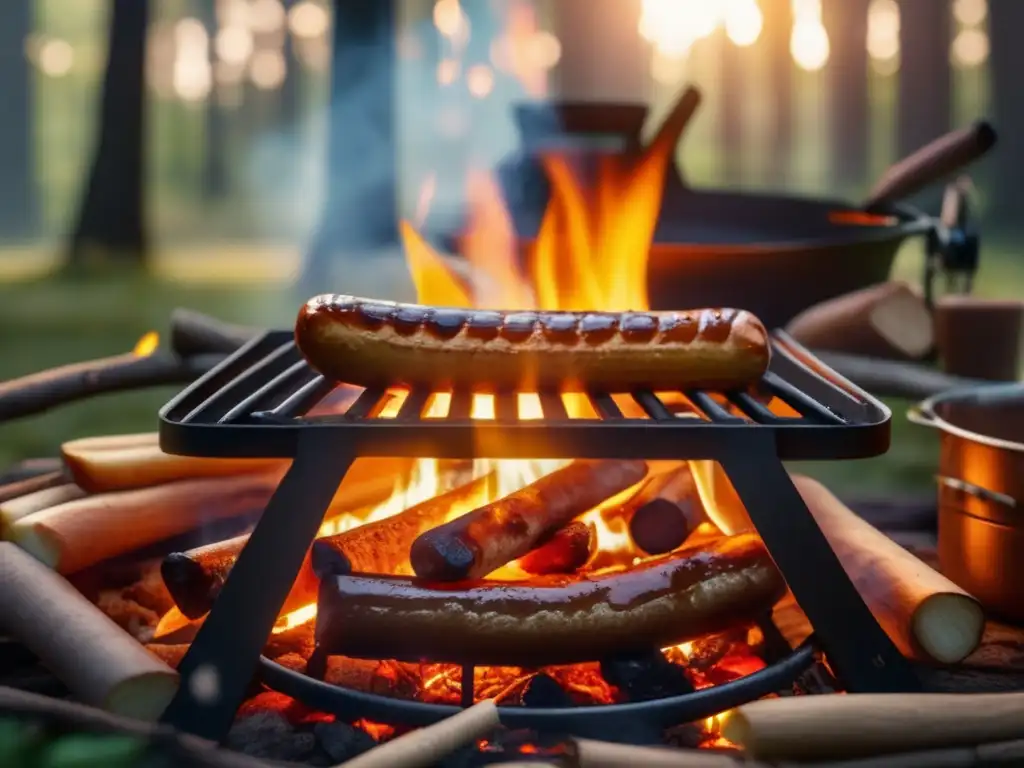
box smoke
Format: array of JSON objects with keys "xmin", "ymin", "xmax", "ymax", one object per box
[{"xmin": 238, "ymin": 2, "xmax": 553, "ymax": 290}]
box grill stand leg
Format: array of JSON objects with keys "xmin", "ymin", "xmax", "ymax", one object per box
[
  {"xmin": 717, "ymin": 433, "xmax": 921, "ymax": 693},
  {"xmin": 160, "ymin": 431, "xmax": 355, "ymax": 740},
  {"xmin": 460, "ymin": 664, "xmax": 475, "ymax": 708}
]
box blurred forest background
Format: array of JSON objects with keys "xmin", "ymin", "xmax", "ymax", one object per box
[{"xmin": 0, "ymin": 0, "xmax": 1021, "ymax": 495}]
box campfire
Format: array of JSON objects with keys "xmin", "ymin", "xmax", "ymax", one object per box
[
  {"xmin": 149, "ymin": 93, "xmax": 778, "ymax": 743},
  {"xmin": 3, "ymin": 84, "xmax": 1014, "ymax": 768}
]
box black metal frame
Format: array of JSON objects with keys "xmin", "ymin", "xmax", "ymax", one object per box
[{"xmin": 157, "ymin": 330, "xmax": 920, "ymax": 741}]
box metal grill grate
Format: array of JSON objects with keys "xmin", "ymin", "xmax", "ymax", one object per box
[{"xmin": 160, "ymin": 330, "xmax": 890, "ymax": 462}]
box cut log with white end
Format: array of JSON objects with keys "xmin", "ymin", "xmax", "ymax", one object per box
[
  {"xmin": 793, "ymin": 474, "xmax": 984, "ymax": 664},
  {"xmin": 785, "ymin": 281, "xmax": 934, "ymax": 360},
  {"xmin": 0, "ymin": 542, "xmax": 178, "ymax": 720}
]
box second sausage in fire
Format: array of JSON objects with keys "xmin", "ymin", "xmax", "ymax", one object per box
[
  {"xmin": 410, "ymin": 460, "xmax": 648, "ymax": 581},
  {"xmin": 317, "ymin": 532, "xmax": 785, "ymax": 666}
]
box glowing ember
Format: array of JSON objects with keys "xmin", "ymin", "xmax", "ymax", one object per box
[{"xmin": 132, "ymin": 331, "xmax": 160, "ymax": 357}]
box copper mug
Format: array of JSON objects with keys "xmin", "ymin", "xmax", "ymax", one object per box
[{"xmin": 934, "ymin": 296, "xmax": 1024, "ymax": 381}]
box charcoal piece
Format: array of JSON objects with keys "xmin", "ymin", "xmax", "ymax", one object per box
[
  {"xmin": 313, "ymin": 720, "xmax": 376, "ymax": 763},
  {"xmin": 600, "ymin": 651, "xmax": 695, "ymax": 701},
  {"xmin": 521, "ymin": 673, "xmax": 573, "ymax": 708},
  {"xmin": 225, "ymin": 711, "xmax": 316, "ymax": 762}
]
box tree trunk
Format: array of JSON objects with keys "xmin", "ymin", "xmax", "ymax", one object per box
[
  {"xmin": 823, "ymin": 0, "xmax": 870, "ymax": 189},
  {"xmin": 278, "ymin": 3, "xmax": 302, "ymax": 131},
  {"xmin": 199, "ymin": 0, "xmax": 228, "ymax": 199},
  {"xmin": 302, "ymin": 0, "xmax": 396, "ymax": 287},
  {"xmin": 719, "ymin": 36, "xmax": 745, "ymax": 184},
  {"xmin": 897, "ymin": 0, "xmax": 951, "ymax": 159},
  {"xmin": 761, "ymin": 0, "xmax": 793, "ymax": 185},
  {"xmin": 0, "ymin": 0, "xmax": 36, "ymax": 240},
  {"xmin": 68, "ymin": 0, "xmax": 149, "ymax": 265},
  {"xmin": 988, "ymin": 0, "xmax": 1024, "ymax": 229}
]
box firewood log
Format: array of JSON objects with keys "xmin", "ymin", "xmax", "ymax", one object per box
[
  {"xmin": 721, "ymin": 692, "xmax": 1024, "ymax": 761},
  {"xmin": 9, "ymin": 472, "xmax": 286, "ymax": 574},
  {"xmin": 0, "ymin": 483, "xmax": 86, "ymax": 539},
  {"xmin": 331, "ymin": 700, "xmax": 499, "ymax": 768},
  {"xmin": 794, "ymin": 475, "xmax": 984, "ymax": 664},
  {"xmin": 785, "ymin": 281, "xmax": 934, "ymax": 361},
  {"xmin": 61, "ymin": 433, "xmax": 410, "ymax": 494},
  {"xmin": 0, "ymin": 543, "xmax": 178, "ymax": 720}
]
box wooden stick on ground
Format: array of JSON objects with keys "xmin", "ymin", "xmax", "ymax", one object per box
[
  {"xmin": 9, "ymin": 471, "xmax": 286, "ymax": 574},
  {"xmin": 333, "ymin": 699, "xmax": 499, "ymax": 768},
  {"xmin": 1, "ymin": 483, "xmax": 87, "ymax": 539},
  {"xmin": 0, "ymin": 543, "xmax": 178, "ymax": 720},
  {"xmin": 61, "ymin": 433, "xmax": 281, "ymax": 492},
  {"xmin": 573, "ymin": 738, "xmax": 750, "ymax": 768},
  {"xmin": 0, "ymin": 458, "xmax": 64, "ymax": 487},
  {"xmin": 0, "ymin": 686, "xmax": 277, "ymax": 768},
  {"xmin": 720, "ymin": 692, "xmax": 1024, "ymax": 761},
  {"xmin": 793, "ymin": 475, "xmax": 984, "ymax": 664},
  {"xmin": 785, "ymin": 281, "xmax": 934, "ymax": 361},
  {"xmin": 169, "ymin": 308, "xmax": 258, "ymax": 357},
  {"xmin": 0, "ymin": 352, "xmax": 223, "ymax": 423},
  {"xmin": 0, "ymin": 470, "xmax": 67, "ymax": 505}
]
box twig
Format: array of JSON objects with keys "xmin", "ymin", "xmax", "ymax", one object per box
[
  {"xmin": 0, "ymin": 353, "xmax": 225, "ymax": 423},
  {"xmin": 0, "ymin": 459, "xmax": 65, "ymax": 487},
  {"xmin": 169, "ymin": 308, "xmax": 259, "ymax": 358},
  {"xmin": 0, "ymin": 686, "xmax": 282, "ymax": 768},
  {"xmin": 0, "ymin": 470, "xmax": 67, "ymax": 505},
  {"xmin": 334, "ymin": 700, "xmax": 500, "ymax": 768}
]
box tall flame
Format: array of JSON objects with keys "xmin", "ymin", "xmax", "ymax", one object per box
[{"xmin": 275, "ymin": 86, "xmax": 710, "ymax": 631}]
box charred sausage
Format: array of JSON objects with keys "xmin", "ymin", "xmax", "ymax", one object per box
[
  {"xmin": 295, "ymin": 295, "xmax": 771, "ymax": 392},
  {"xmin": 410, "ymin": 460, "xmax": 648, "ymax": 581},
  {"xmin": 316, "ymin": 532, "xmax": 785, "ymax": 666}
]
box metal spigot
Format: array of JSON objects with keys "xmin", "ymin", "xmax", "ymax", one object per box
[{"xmin": 924, "ymin": 176, "xmax": 980, "ymax": 307}]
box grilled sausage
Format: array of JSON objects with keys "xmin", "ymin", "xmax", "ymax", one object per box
[
  {"xmin": 294, "ymin": 295, "xmax": 771, "ymax": 392},
  {"xmin": 410, "ymin": 460, "xmax": 648, "ymax": 581},
  {"xmin": 316, "ymin": 532, "xmax": 785, "ymax": 666}
]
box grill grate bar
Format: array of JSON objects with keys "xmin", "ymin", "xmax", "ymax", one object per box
[
  {"xmin": 495, "ymin": 392, "xmax": 518, "ymax": 421},
  {"xmin": 762, "ymin": 372, "xmax": 846, "ymax": 425},
  {"xmin": 588, "ymin": 392, "xmax": 622, "ymax": 420},
  {"xmin": 345, "ymin": 387, "xmax": 387, "ymax": 419},
  {"xmin": 633, "ymin": 390, "xmax": 674, "ymax": 421},
  {"xmin": 685, "ymin": 391, "xmax": 746, "ymax": 424},
  {"xmin": 728, "ymin": 391, "xmax": 796, "ymax": 425},
  {"xmin": 447, "ymin": 390, "xmax": 474, "ymax": 420},
  {"xmin": 539, "ymin": 392, "xmax": 568, "ymax": 421},
  {"xmin": 182, "ymin": 341, "xmax": 297, "ymax": 424},
  {"xmin": 267, "ymin": 374, "xmax": 335, "ymax": 420},
  {"xmin": 396, "ymin": 388, "xmax": 431, "ymax": 421},
  {"xmin": 221, "ymin": 361, "xmax": 310, "ymax": 424}
]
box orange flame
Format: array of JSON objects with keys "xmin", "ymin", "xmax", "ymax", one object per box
[{"xmin": 274, "ymin": 87, "xmax": 739, "ymax": 688}]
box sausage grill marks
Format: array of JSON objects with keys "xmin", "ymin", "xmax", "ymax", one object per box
[
  {"xmin": 295, "ymin": 295, "xmax": 771, "ymax": 392},
  {"xmin": 302, "ymin": 295, "xmax": 745, "ymax": 345}
]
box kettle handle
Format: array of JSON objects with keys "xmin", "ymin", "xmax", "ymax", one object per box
[{"xmin": 907, "ymin": 400, "xmax": 938, "ymax": 428}]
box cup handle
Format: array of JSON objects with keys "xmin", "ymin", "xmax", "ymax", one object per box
[{"xmin": 907, "ymin": 402, "xmax": 938, "ymax": 428}]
